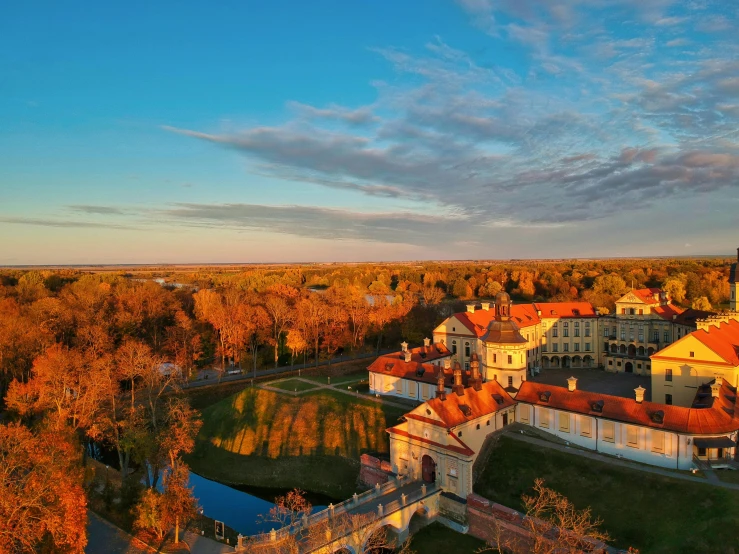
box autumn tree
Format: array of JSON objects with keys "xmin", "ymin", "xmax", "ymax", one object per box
[
  {"xmin": 286, "ymin": 329, "xmax": 307, "ymax": 366},
  {"xmin": 691, "ymin": 296, "xmax": 712, "ymax": 311},
  {"xmin": 663, "ymin": 277, "xmax": 687, "ymax": 304},
  {"xmin": 0, "ymin": 423, "xmax": 88, "ymax": 554},
  {"xmin": 422, "ymin": 286, "xmax": 445, "ymax": 305},
  {"xmin": 264, "ymin": 286, "xmax": 297, "ymax": 366}
]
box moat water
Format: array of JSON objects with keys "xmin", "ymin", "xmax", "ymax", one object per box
[{"xmin": 189, "ymin": 472, "xmax": 331, "ymax": 535}]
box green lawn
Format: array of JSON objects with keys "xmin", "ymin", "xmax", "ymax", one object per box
[
  {"xmin": 187, "ymin": 387, "xmax": 405, "ymax": 499},
  {"xmin": 476, "ymin": 436, "xmax": 739, "ymax": 554},
  {"xmin": 716, "ymin": 470, "xmax": 739, "ymax": 485},
  {"xmin": 268, "ymin": 378, "xmax": 320, "ymax": 392},
  {"xmin": 409, "ymin": 522, "xmax": 486, "ymax": 553},
  {"xmin": 304, "ymin": 371, "xmax": 368, "ymax": 385}
]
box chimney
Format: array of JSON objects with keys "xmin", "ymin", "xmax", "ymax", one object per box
[
  {"xmin": 404, "ymin": 351, "xmax": 412, "ymax": 363},
  {"xmin": 711, "ymin": 378, "xmax": 722, "ymax": 398},
  {"xmin": 469, "ymin": 353, "xmax": 483, "ymax": 391},
  {"xmin": 634, "ymin": 386, "xmax": 646, "ymax": 403},
  {"xmin": 452, "ymin": 362, "xmax": 465, "ymax": 396},
  {"xmin": 466, "ymin": 304, "xmax": 476, "ymax": 313},
  {"xmin": 481, "ymin": 302, "xmax": 490, "ymax": 311},
  {"xmin": 537, "ymin": 309, "xmax": 542, "ymax": 317},
  {"xmin": 401, "ymin": 341, "xmax": 408, "ymax": 353},
  {"xmin": 444, "ymin": 358, "xmax": 451, "ymax": 370},
  {"xmin": 435, "ymin": 368, "xmax": 446, "ymax": 400},
  {"xmin": 715, "ymin": 375, "xmax": 724, "ymax": 387},
  {"xmin": 567, "ymin": 376, "xmax": 577, "ymax": 392},
  {"xmin": 423, "ymin": 337, "xmax": 431, "ymax": 348}
]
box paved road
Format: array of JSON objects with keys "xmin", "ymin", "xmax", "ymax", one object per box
[
  {"xmin": 184, "ymin": 350, "xmax": 392, "ymax": 391},
  {"xmin": 504, "ymin": 431, "xmax": 739, "ymax": 491},
  {"xmin": 86, "ymin": 512, "xmax": 155, "ymax": 554},
  {"xmin": 86, "ymin": 512, "xmax": 234, "ymax": 554}
]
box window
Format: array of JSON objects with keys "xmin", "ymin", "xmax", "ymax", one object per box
[
  {"xmin": 689, "ymin": 351, "xmax": 695, "ymax": 358},
  {"xmin": 602, "ymin": 421, "xmax": 615, "ymax": 442},
  {"xmin": 698, "ymin": 447, "xmax": 706, "ymax": 457},
  {"xmin": 585, "ymin": 323, "xmax": 591, "ymax": 337},
  {"xmin": 574, "ymin": 328, "xmax": 580, "ymax": 337},
  {"xmin": 664, "ymin": 331, "xmax": 669, "ymax": 343},
  {"xmin": 665, "ymin": 394, "xmax": 672, "ymax": 405},
  {"xmin": 507, "ymin": 355, "xmax": 512, "ymax": 364},
  {"xmin": 486, "ymin": 420, "xmax": 490, "ymax": 426},
  {"xmin": 520, "ymin": 405, "xmax": 530, "ymax": 423},
  {"xmin": 665, "ymin": 369, "xmax": 672, "ymax": 382},
  {"xmin": 638, "ymin": 329, "xmax": 644, "ymax": 342},
  {"xmin": 542, "ymin": 343, "xmax": 547, "ymax": 352},
  {"xmin": 507, "ymin": 376, "xmax": 513, "ymax": 388},
  {"xmin": 559, "ymin": 413, "xmax": 570, "ymax": 433},
  {"xmin": 476, "ymin": 424, "xmax": 480, "ymax": 430},
  {"xmin": 585, "ymin": 342, "xmax": 591, "ymax": 351},
  {"xmin": 626, "ymin": 426, "xmax": 639, "ymax": 448},
  {"xmin": 553, "ymin": 327, "xmax": 558, "ymax": 337},
  {"xmin": 493, "ymin": 354, "xmax": 497, "ymax": 363},
  {"xmin": 621, "ymin": 328, "xmax": 626, "ymax": 340},
  {"xmin": 553, "ymin": 344, "xmax": 559, "ymax": 352},
  {"xmin": 539, "ymin": 409, "xmax": 550, "ymax": 429},
  {"xmin": 639, "ymin": 309, "xmax": 643, "ymax": 315},
  {"xmin": 458, "ymin": 431, "xmax": 462, "ymax": 437},
  {"xmin": 452, "ymin": 341, "xmax": 457, "ymax": 354},
  {"xmin": 564, "ymin": 328, "xmax": 569, "ymax": 338},
  {"xmin": 630, "ymin": 308, "xmax": 635, "ymax": 315},
  {"xmin": 574, "ymin": 343, "xmax": 580, "ymax": 352},
  {"xmin": 563, "ymin": 343, "xmax": 569, "ymax": 352},
  {"xmin": 652, "ymin": 431, "xmax": 665, "ymax": 453},
  {"xmin": 395, "ymin": 380, "xmax": 403, "ymax": 393},
  {"xmin": 464, "ymin": 362, "xmax": 469, "ymax": 370},
  {"xmin": 465, "ymin": 342, "xmax": 470, "ymax": 357},
  {"xmin": 653, "ymin": 330, "xmax": 659, "ymax": 341},
  {"xmin": 604, "ymin": 327, "xmax": 610, "ymax": 337},
  {"xmin": 580, "ymin": 417, "xmax": 592, "ymax": 438}
]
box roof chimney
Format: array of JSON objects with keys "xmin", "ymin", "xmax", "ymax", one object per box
[
  {"xmin": 466, "ymin": 304, "xmax": 476, "ymax": 313},
  {"xmin": 469, "ymin": 353, "xmax": 483, "ymax": 391},
  {"xmin": 435, "ymin": 367, "xmax": 446, "ymax": 400},
  {"xmin": 481, "ymin": 302, "xmax": 490, "ymax": 311},
  {"xmin": 567, "ymin": 376, "xmax": 577, "ymax": 392},
  {"xmin": 404, "ymin": 351, "xmax": 412, "ymax": 363},
  {"xmin": 443, "ymin": 358, "xmax": 451, "ymax": 370},
  {"xmin": 423, "ymin": 337, "xmax": 431, "ymax": 348},
  {"xmin": 715, "ymin": 375, "xmax": 724, "ymax": 387},
  {"xmin": 634, "ymin": 386, "xmax": 646, "ymax": 403},
  {"xmin": 711, "ymin": 380, "xmax": 722, "ymax": 398},
  {"xmin": 401, "ymin": 341, "xmax": 408, "ymax": 353},
  {"xmin": 452, "ymin": 362, "xmax": 465, "ymax": 396}
]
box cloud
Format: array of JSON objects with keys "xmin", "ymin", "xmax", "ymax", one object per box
[
  {"xmin": 0, "ymin": 216, "xmax": 136, "ymax": 230},
  {"xmin": 163, "ymin": 1, "xmax": 739, "ymax": 234},
  {"xmin": 67, "ymin": 205, "xmax": 127, "ymax": 215}
]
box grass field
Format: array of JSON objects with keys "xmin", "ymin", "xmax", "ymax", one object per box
[
  {"xmin": 269, "ymin": 378, "xmax": 320, "ymax": 392},
  {"xmin": 716, "ymin": 470, "xmax": 739, "ymax": 485},
  {"xmin": 187, "ymin": 387, "xmax": 405, "ymax": 498},
  {"xmin": 476, "ymin": 436, "xmax": 739, "ymax": 554},
  {"xmin": 304, "ymin": 372, "xmax": 368, "ymax": 385},
  {"xmin": 408, "ymin": 522, "xmax": 486, "ymax": 553}
]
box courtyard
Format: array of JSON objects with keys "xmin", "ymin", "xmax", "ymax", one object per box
[{"xmin": 530, "ymin": 367, "xmax": 651, "ymax": 401}]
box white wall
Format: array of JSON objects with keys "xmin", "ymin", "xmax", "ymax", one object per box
[{"xmin": 517, "ymin": 403, "xmax": 691, "ymax": 470}]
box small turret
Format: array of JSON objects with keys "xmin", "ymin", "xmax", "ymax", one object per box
[{"xmin": 435, "ymin": 367, "xmax": 446, "ymax": 401}]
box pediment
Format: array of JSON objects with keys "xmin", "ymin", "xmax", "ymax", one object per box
[{"xmin": 618, "ymin": 292, "xmax": 646, "ymax": 304}]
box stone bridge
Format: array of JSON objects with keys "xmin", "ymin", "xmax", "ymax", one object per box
[{"xmin": 236, "ymin": 476, "xmax": 441, "ymax": 553}]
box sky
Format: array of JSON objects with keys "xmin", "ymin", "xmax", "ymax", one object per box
[{"xmin": 1, "ymin": 0, "xmax": 738, "ymax": 265}]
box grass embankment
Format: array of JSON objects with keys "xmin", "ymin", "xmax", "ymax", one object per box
[
  {"xmin": 409, "ymin": 522, "xmax": 486, "ymax": 553},
  {"xmin": 187, "ymin": 387, "xmax": 405, "ymax": 499},
  {"xmin": 476, "ymin": 436, "xmax": 739, "ymax": 554}
]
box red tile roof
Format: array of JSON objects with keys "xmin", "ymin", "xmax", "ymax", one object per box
[
  {"xmin": 425, "ymin": 380, "xmax": 516, "ymax": 428},
  {"xmin": 691, "ymin": 319, "xmax": 739, "ymax": 366},
  {"xmin": 451, "ymin": 302, "xmax": 596, "ymax": 338},
  {"xmin": 367, "ymin": 346, "xmax": 456, "ymax": 387},
  {"xmin": 533, "ymin": 302, "xmax": 598, "ymax": 318},
  {"xmin": 386, "ymin": 426, "xmax": 475, "ymax": 456},
  {"xmin": 516, "ymin": 380, "xmax": 739, "ymax": 435},
  {"xmin": 629, "ymin": 287, "xmax": 663, "ymax": 304}
]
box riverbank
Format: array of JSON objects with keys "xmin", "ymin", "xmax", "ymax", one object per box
[{"xmin": 186, "ymin": 385, "xmax": 405, "ymax": 499}]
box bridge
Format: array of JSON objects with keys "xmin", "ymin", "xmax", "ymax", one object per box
[{"xmin": 236, "ymin": 476, "xmax": 441, "ymax": 553}]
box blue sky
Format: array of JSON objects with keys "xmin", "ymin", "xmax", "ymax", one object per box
[{"xmin": 1, "ymin": 0, "xmax": 738, "ymax": 264}]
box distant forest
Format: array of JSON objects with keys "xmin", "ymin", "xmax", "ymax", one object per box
[{"xmin": 0, "ymin": 256, "xmax": 733, "ymax": 399}]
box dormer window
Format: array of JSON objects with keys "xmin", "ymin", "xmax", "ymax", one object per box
[
  {"xmin": 385, "ymin": 363, "xmax": 394, "ymax": 372},
  {"xmin": 539, "ymin": 391, "xmax": 552, "ymax": 402},
  {"xmin": 650, "ymin": 410, "xmax": 665, "ymax": 424},
  {"xmin": 493, "ymin": 394, "xmax": 504, "ymax": 405},
  {"xmin": 459, "ymin": 405, "xmax": 472, "ymax": 417},
  {"xmin": 416, "ymin": 367, "xmax": 425, "ymax": 377},
  {"xmin": 591, "ymin": 400, "xmax": 604, "ymax": 413}
]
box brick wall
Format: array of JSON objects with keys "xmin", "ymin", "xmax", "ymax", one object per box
[
  {"xmin": 358, "ymin": 454, "xmax": 392, "ymax": 488},
  {"xmin": 439, "ymin": 492, "xmax": 467, "ymax": 525}
]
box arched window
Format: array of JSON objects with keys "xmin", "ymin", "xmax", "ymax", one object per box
[
  {"xmin": 665, "ymin": 369, "xmax": 672, "ymax": 382},
  {"xmin": 465, "ymin": 342, "xmax": 470, "ymax": 357},
  {"xmin": 452, "ymin": 340, "xmax": 457, "ymax": 354}
]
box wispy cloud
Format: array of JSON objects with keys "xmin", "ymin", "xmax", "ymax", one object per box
[{"xmin": 0, "ymin": 216, "xmax": 137, "ymax": 230}]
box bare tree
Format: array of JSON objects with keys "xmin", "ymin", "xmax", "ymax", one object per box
[{"xmin": 478, "ymin": 479, "xmax": 611, "ymax": 554}]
